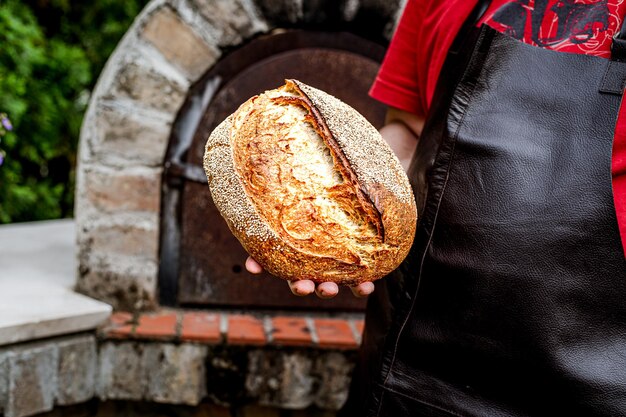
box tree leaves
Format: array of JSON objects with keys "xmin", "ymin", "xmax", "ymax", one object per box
[{"xmin": 0, "ymin": 0, "xmax": 148, "ymax": 222}]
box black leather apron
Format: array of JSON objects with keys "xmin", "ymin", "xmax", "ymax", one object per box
[{"xmin": 341, "ymin": 2, "xmax": 626, "ymax": 416}]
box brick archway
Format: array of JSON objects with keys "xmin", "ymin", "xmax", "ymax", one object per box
[{"xmin": 75, "ymin": 0, "xmax": 405, "ymax": 311}]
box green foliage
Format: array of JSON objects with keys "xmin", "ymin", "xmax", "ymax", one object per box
[
  {"xmin": 29, "ymin": 0, "xmax": 149, "ymax": 78},
  {"xmin": 0, "ymin": 0, "xmax": 148, "ymax": 222}
]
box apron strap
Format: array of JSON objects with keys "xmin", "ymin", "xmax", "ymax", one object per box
[
  {"xmin": 611, "ymin": 15, "xmax": 626, "ymax": 62},
  {"xmin": 601, "ymin": 14, "xmax": 626, "ymax": 94},
  {"xmin": 449, "ymin": 0, "xmax": 492, "ymax": 54}
]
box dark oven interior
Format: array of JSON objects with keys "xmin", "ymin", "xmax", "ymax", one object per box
[{"xmin": 160, "ymin": 30, "xmax": 387, "ymax": 310}]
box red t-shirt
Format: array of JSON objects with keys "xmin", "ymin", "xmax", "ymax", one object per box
[{"xmin": 371, "ymin": 0, "xmax": 626, "ymax": 256}]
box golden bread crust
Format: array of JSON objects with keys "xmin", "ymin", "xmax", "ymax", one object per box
[{"xmin": 203, "ymin": 80, "xmax": 417, "ymax": 285}]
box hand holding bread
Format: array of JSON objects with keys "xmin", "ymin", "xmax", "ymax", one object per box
[
  {"xmin": 244, "ymin": 256, "xmax": 375, "ymax": 298},
  {"xmin": 204, "ymin": 80, "xmax": 417, "ymax": 293}
]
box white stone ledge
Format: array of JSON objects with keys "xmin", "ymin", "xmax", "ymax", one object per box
[{"xmin": 0, "ymin": 220, "xmax": 111, "ymax": 347}]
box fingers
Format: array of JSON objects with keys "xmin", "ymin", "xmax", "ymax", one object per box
[
  {"xmin": 350, "ymin": 281, "xmax": 375, "ymax": 298},
  {"xmin": 245, "ymin": 256, "xmax": 264, "ymax": 274},
  {"xmin": 288, "ymin": 280, "xmax": 316, "ymax": 296},
  {"xmin": 246, "ymin": 256, "xmax": 375, "ymax": 299},
  {"xmin": 288, "ymin": 280, "xmax": 375, "ymax": 298},
  {"xmin": 315, "ymin": 282, "xmax": 339, "ymax": 299},
  {"xmin": 288, "ymin": 281, "xmax": 339, "ymax": 298}
]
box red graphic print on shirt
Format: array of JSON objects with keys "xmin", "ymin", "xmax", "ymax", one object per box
[{"xmin": 484, "ymin": 0, "xmax": 624, "ymax": 57}]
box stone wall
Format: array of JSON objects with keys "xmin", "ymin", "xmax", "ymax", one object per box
[
  {"xmin": 75, "ymin": 0, "xmax": 406, "ymax": 311},
  {"xmin": 0, "ymin": 325, "xmax": 358, "ymax": 417},
  {"xmin": 0, "ymin": 335, "xmax": 97, "ymax": 417},
  {"xmin": 96, "ymin": 342, "xmax": 354, "ymax": 410},
  {"xmin": 97, "ymin": 310, "xmax": 363, "ymax": 411}
]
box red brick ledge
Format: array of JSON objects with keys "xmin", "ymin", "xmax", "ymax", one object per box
[{"xmin": 101, "ymin": 311, "xmax": 365, "ymax": 350}]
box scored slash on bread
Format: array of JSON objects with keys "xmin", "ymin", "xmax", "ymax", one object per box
[{"xmin": 203, "ymin": 79, "xmax": 417, "ymax": 285}]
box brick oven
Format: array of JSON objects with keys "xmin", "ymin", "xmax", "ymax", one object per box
[
  {"xmin": 76, "ymin": 0, "xmax": 404, "ymax": 312},
  {"xmin": 0, "ymin": 1, "xmax": 418, "ymax": 415},
  {"xmin": 160, "ymin": 30, "xmax": 387, "ymax": 310}
]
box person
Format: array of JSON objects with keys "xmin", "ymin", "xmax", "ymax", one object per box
[{"xmin": 248, "ymin": 0, "xmax": 626, "ymax": 415}]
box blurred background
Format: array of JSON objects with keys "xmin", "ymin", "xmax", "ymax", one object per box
[
  {"xmin": 0, "ymin": 0, "xmax": 148, "ymax": 223},
  {"xmin": 0, "ymin": 1, "xmax": 405, "ymax": 416}
]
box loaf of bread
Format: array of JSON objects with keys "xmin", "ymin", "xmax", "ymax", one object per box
[{"xmin": 203, "ymin": 79, "xmax": 416, "ymax": 285}]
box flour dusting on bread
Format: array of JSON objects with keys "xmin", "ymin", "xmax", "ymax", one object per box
[{"xmin": 203, "ymin": 80, "xmax": 417, "ymax": 284}]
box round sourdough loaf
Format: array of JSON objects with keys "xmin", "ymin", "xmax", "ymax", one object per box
[{"xmin": 203, "ymin": 79, "xmax": 417, "ymax": 285}]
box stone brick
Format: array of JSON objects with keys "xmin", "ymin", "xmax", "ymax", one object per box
[
  {"xmin": 271, "ymin": 317, "xmax": 312, "ymax": 347},
  {"xmin": 110, "ymin": 312, "xmax": 133, "ymax": 326},
  {"xmin": 142, "ymin": 7, "xmax": 219, "ymax": 80},
  {"xmin": 100, "ymin": 312, "xmax": 135, "ymax": 339},
  {"xmin": 205, "ymin": 349, "xmax": 248, "ymax": 406},
  {"xmin": 190, "ymin": 0, "xmax": 268, "ymax": 47},
  {"xmin": 89, "ymin": 223, "xmax": 159, "ymax": 260},
  {"xmin": 134, "ymin": 312, "xmax": 178, "ymax": 341},
  {"xmin": 98, "ymin": 342, "xmax": 146, "ymax": 401},
  {"xmin": 143, "ymin": 343, "xmax": 208, "ymax": 405},
  {"xmin": 246, "ymin": 350, "xmax": 314, "ymax": 409},
  {"xmin": 76, "ymin": 257, "xmax": 157, "ymax": 311},
  {"xmin": 254, "ymin": 0, "xmax": 303, "ymax": 24},
  {"xmin": 0, "ymin": 351, "xmax": 9, "ymax": 414},
  {"xmin": 227, "ymin": 315, "xmax": 267, "ymax": 345},
  {"xmin": 109, "ymin": 62, "xmax": 187, "ymax": 114},
  {"xmin": 82, "ymin": 166, "xmax": 161, "ymax": 214},
  {"xmin": 180, "ymin": 312, "xmax": 221, "ymax": 343},
  {"xmin": 313, "ymin": 352, "xmax": 354, "ymax": 410},
  {"xmin": 56, "ymin": 335, "xmax": 97, "ymax": 406},
  {"xmin": 93, "ymin": 105, "xmax": 171, "ymax": 167},
  {"xmin": 341, "ymin": 0, "xmax": 360, "ymax": 21},
  {"xmin": 5, "ymin": 343, "xmax": 58, "ymax": 417},
  {"xmin": 313, "ymin": 319, "xmax": 357, "ymax": 349}
]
